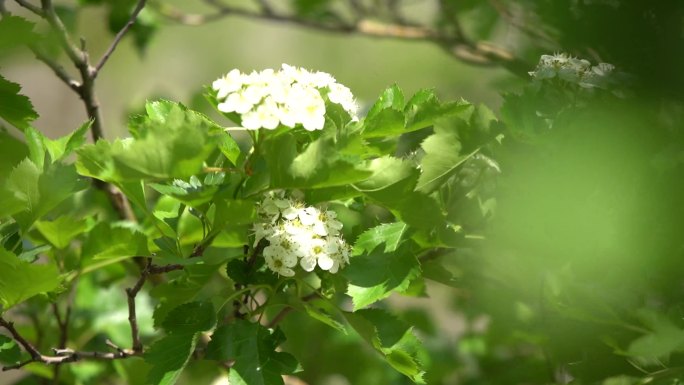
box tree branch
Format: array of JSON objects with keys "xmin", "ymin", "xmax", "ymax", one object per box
[
  {"xmin": 266, "ymin": 292, "xmax": 320, "ymax": 329},
  {"xmin": 126, "ymin": 260, "xmax": 184, "ymax": 353},
  {"xmin": 94, "ymin": 0, "xmax": 147, "ymax": 76},
  {"xmin": 152, "ymin": 0, "xmax": 531, "ymax": 76}
]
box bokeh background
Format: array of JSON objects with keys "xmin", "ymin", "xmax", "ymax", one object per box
[{"xmin": 2, "ymin": 1, "xmax": 684, "ymax": 384}]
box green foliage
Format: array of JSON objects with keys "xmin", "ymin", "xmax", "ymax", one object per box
[
  {"xmin": 145, "ymin": 301, "xmax": 216, "ymax": 385},
  {"xmin": 0, "ymin": 248, "xmax": 61, "ymax": 311},
  {"xmin": 0, "ymin": 75, "xmax": 38, "ymax": 131},
  {"xmin": 206, "ymin": 320, "xmax": 299, "ymax": 385},
  {"xmin": 3, "ymin": 3, "xmax": 682, "ymax": 383}
]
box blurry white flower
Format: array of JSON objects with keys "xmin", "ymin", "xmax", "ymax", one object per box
[{"xmin": 529, "ymin": 53, "xmax": 617, "ymax": 90}]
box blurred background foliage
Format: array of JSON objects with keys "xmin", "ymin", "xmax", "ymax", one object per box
[{"xmin": 1, "ymin": 0, "xmax": 684, "ymax": 384}]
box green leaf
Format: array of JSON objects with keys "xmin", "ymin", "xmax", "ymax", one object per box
[
  {"xmin": 354, "ymin": 156, "xmax": 416, "ymax": 193},
  {"xmin": 145, "ymin": 301, "xmax": 216, "ymax": 385},
  {"xmin": 6, "ymin": 159, "xmax": 86, "ymax": 229},
  {"xmin": 344, "ymin": 243, "xmax": 420, "ymax": 310},
  {"xmin": 160, "ymin": 301, "xmax": 216, "ymax": 334},
  {"xmin": 113, "ymin": 101, "xmax": 220, "ymax": 180},
  {"xmin": 218, "ymin": 133, "xmax": 241, "ymax": 166},
  {"xmin": 0, "ymin": 74, "xmax": 38, "ymax": 131},
  {"xmin": 264, "ymin": 131, "xmax": 371, "ymax": 189},
  {"xmin": 0, "ymin": 247, "xmax": 61, "ymax": 311},
  {"xmin": 145, "ymin": 332, "xmax": 198, "ymax": 385},
  {"xmin": 44, "ymin": 121, "xmax": 92, "ymax": 162},
  {"xmin": 81, "ymin": 222, "xmax": 149, "ymax": 262},
  {"xmin": 404, "ymin": 89, "xmax": 473, "ymax": 132},
  {"xmin": 362, "ymin": 85, "xmax": 406, "ymax": 138},
  {"xmin": 0, "ymin": 15, "xmax": 40, "ymax": 55},
  {"xmin": 627, "ymin": 309, "xmax": 684, "ymax": 358},
  {"xmin": 303, "ymin": 302, "xmax": 346, "ymax": 333},
  {"xmin": 206, "ymin": 320, "xmax": 298, "ymax": 385},
  {"xmin": 415, "ymin": 120, "xmax": 480, "ymax": 194},
  {"xmin": 212, "ymin": 199, "xmax": 257, "ymax": 230},
  {"xmin": 353, "ymin": 222, "xmax": 408, "ymax": 256},
  {"xmin": 0, "ymin": 129, "xmax": 28, "ymax": 177},
  {"xmin": 0, "ymin": 335, "xmax": 21, "ymax": 365},
  {"xmin": 344, "ymin": 309, "xmax": 425, "ymax": 383},
  {"xmin": 79, "ymin": 100, "xmax": 221, "ymax": 182},
  {"xmin": 34, "ymin": 215, "xmax": 89, "ymax": 249}
]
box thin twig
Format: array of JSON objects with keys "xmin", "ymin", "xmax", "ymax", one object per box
[
  {"xmin": 126, "ymin": 261, "xmax": 184, "ymax": 353},
  {"xmin": 94, "ymin": 0, "xmax": 147, "ymax": 76},
  {"xmin": 14, "ymin": 0, "xmax": 44, "ymax": 16},
  {"xmin": 266, "ymin": 292, "xmax": 320, "ymax": 328},
  {"xmin": 153, "ymin": 0, "xmax": 529, "ymax": 74}
]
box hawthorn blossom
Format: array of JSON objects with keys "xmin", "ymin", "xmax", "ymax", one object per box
[
  {"xmin": 212, "ymin": 64, "xmax": 358, "ymax": 130},
  {"xmin": 252, "ymin": 191, "xmax": 350, "ymax": 276},
  {"xmin": 529, "ymin": 53, "xmax": 616, "ymax": 89}
]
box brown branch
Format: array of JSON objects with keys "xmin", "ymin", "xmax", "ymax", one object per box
[
  {"xmin": 0, "ymin": 262, "xmax": 183, "ymax": 371},
  {"xmin": 94, "ymin": 0, "xmax": 147, "ymax": 76},
  {"xmin": 0, "ymin": 316, "xmax": 136, "ymax": 371},
  {"xmin": 266, "ymin": 292, "xmax": 320, "ymax": 328},
  {"xmin": 126, "ymin": 260, "xmax": 184, "ymax": 353},
  {"xmin": 153, "ymin": 0, "xmax": 530, "ymax": 76}
]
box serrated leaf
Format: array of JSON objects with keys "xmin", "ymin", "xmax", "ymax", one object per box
[
  {"xmin": 79, "ymin": 100, "xmax": 220, "ymax": 182},
  {"xmin": 303, "ymin": 302, "xmax": 346, "ymax": 333},
  {"xmin": 353, "ymin": 222, "xmax": 407, "ymax": 256},
  {"xmin": 145, "ymin": 301, "xmax": 217, "ymax": 385},
  {"xmin": 0, "ymin": 15, "xmax": 40, "ymax": 54},
  {"xmin": 344, "ymin": 309, "xmax": 425, "ymax": 383},
  {"xmin": 344, "ymin": 243, "xmax": 420, "ymax": 310},
  {"xmin": 415, "ymin": 121, "xmax": 480, "ymax": 194},
  {"xmin": 0, "ymin": 74, "xmax": 38, "ymax": 131},
  {"xmin": 161, "ymin": 301, "xmax": 216, "ymax": 334},
  {"xmin": 0, "ymin": 247, "xmax": 61, "ymax": 311},
  {"xmin": 6, "ymin": 159, "xmax": 86, "ymax": 229},
  {"xmin": 34, "ymin": 215, "xmax": 89, "ymax": 249},
  {"xmin": 206, "ymin": 321, "xmax": 298, "ymax": 385},
  {"xmin": 404, "ymin": 89, "xmax": 473, "ymax": 132},
  {"xmin": 81, "ymin": 222, "xmax": 149, "ymax": 262},
  {"xmin": 361, "ymin": 85, "xmax": 405, "ymax": 138},
  {"xmin": 145, "ymin": 331, "xmax": 198, "ymax": 385}
]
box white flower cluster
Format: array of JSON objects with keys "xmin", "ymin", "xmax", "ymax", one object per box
[
  {"xmin": 212, "ymin": 64, "xmax": 358, "ymax": 131},
  {"xmin": 253, "ymin": 192, "xmax": 351, "ymax": 277},
  {"xmin": 529, "ymin": 53, "xmax": 616, "ymax": 89}
]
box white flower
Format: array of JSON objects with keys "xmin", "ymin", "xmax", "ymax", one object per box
[
  {"xmin": 530, "ymin": 53, "xmax": 617, "ymax": 90},
  {"xmin": 213, "ymin": 69, "xmax": 244, "ymax": 99},
  {"xmin": 253, "ymin": 191, "xmax": 351, "ymax": 276},
  {"xmin": 212, "ymin": 64, "xmax": 358, "ymax": 131},
  {"xmin": 264, "ymin": 246, "xmax": 297, "ymax": 277}
]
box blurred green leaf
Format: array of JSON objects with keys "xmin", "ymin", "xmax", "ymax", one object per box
[
  {"xmin": 34, "ymin": 215, "xmax": 89, "ymax": 249},
  {"xmin": 0, "ymin": 247, "xmax": 60, "ymax": 311},
  {"xmin": 81, "ymin": 222, "xmax": 149, "ymax": 262},
  {"xmin": 0, "ymin": 335, "xmax": 21, "ymax": 365},
  {"xmin": 0, "ymin": 15, "xmax": 40, "ymax": 55}
]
